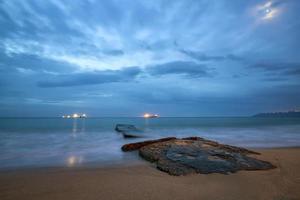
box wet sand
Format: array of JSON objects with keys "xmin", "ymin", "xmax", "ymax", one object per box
[{"xmin": 1, "ymin": 148, "xmax": 300, "ymax": 200}]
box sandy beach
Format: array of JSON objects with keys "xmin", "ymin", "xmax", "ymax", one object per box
[{"xmin": 0, "ymin": 148, "xmax": 299, "ymax": 200}]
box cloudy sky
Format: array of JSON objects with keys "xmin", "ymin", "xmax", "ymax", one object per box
[{"xmin": 0, "ymin": 0, "xmax": 300, "ymax": 117}]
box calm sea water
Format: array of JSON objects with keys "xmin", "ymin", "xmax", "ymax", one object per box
[{"xmin": 0, "ymin": 117, "xmax": 300, "ymax": 169}]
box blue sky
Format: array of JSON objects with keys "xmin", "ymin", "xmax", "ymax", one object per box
[{"xmin": 0, "ymin": 0, "xmax": 300, "ymax": 117}]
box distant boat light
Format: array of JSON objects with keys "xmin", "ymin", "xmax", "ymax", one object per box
[
  {"xmin": 62, "ymin": 113, "xmax": 87, "ymax": 119},
  {"xmin": 143, "ymin": 113, "xmax": 159, "ymax": 118}
]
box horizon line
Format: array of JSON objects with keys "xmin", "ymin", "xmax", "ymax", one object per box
[{"xmin": 0, "ymin": 115, "xmax": 256, "ymax": 118}]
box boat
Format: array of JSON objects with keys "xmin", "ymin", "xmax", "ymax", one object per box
[
  {"xmin": 143, "ymin": 113, "xmax": 159, "ymax": 118},
  {"xmin": 62, "ymin": 113, "xmax": 87, "ymax": 119}
]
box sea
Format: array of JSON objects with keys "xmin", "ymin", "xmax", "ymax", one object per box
[{"xmin": 0, "ymin": 117, "xmax": 300, "ymax": 169}]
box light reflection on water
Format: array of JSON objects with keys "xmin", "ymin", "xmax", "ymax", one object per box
[
  {"xmin": 69, "ymin": 119, "xmax": 85, "ymax": 167},
  {"xmin": 72, "ymin": 118, "xmax": 86, "ymax": 134},
  {"xmin": 67, "ymin": 155, "xmax": 83, "ymax": 167},
  {"xmin": 72, "ymin": 119, "xmax": 77, "ymax": 134}
]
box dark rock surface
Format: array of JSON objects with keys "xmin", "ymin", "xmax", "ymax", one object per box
[
  {"xmin": 122, "ymin": 133, "xmax": 141, "ymax": 138},
  {"xmin": 122, "ymin": 137, "xmax": 176, "ymax": 151},
  {"xmin": 122, "ymin": 137, "xmax": 276, "ymax": 175},
  {"xmin": 115, "ymin": 124, "xmax": 143, "ymax": 138}
]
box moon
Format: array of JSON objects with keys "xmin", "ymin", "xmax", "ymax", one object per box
[{"xmin": 256, "ymin": 1, "xmax": 279, "ymax": 20}]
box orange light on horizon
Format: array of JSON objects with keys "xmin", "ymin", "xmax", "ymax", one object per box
[
  {"xmin": 143, "ymin": 113, "xmax": 159, "ymax": 118},
  {"xmin": 143, "ymin": 113, "xmax": 151, "ymax": 118}
]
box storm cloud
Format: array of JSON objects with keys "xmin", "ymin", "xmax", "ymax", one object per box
[
  {"xmin": 180, "ymin": 50, "xmax": 243, "ymax": 62},
  {"xmin": 0, "ymin": 0, "xmax": 300, "ymax": 116},
  {"xmin": 250, "ymin": 62, "xmax": 300, "ymax": 81},
  {"xmin": 147, "ymin": 61, "xmax": 210, "ymax": 78},
  {"xmin": 37, "ymin": 67, "xmax": 141, "ymax": 87}
]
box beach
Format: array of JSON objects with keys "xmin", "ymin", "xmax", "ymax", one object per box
[{"xmin": 1, "ymin": 148, "xmax": 300, "ymax": 200}]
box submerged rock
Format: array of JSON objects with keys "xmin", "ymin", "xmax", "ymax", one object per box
[
  {"xmin": 122, "ymin": 137, "xmax": 276, "ymax": 175},
  {"xmin": 115, "ymin": 124, "xmax": 143, "ymax": 138},
  {"xmin": 115, "ymin": 124, "xmax": 137, "ymax": 132},
  {"xmin": 122, "ymin": 133, "xmax": 141, "ymax": 138}
]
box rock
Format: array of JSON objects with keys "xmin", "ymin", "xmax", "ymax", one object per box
[
  {"xmin": 115, "ymin": 124, "xmax": 144, "ymax": 138},
  {"xmin": 115, "ymin": 124, "xmax": 137, "ymax": 132},
  {"xmin": 122, "ymin": 133, "xmax": 141, "ymax": 138},
  {"xmin": 122, "ymin": 137, "xmax": 176, "ymax": 151},
  {"xmin": 181, "ymin": 137, "xmax": 260, "ymax": 155},
  {"xmin": 122, "ymin": 137, "xmax": 276, "ymax": 175}
]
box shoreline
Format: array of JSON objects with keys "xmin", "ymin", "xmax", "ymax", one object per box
[
  {"xmin": 0, "ymin": 146, "xmax": 299, "ymax": 172},
  {"xmin": 1, "ymin": 146, "xmax": 299, "ymax": 172},
  {"xmin": 1, "ymin": 147, "xmax": 300, "ymax": 200}
]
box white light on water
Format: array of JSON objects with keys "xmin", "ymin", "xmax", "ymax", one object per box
[{"xmin": 67, "ymin": 155, "xmax": 83, "ymax": 167}]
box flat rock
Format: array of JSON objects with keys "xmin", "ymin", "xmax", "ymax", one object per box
[
  {"xmin": 122, "ymin": 137, "xmax": 176, "ymax": 151},
  {"xmin": 115, "ymin": 124, "xmax": 138, "ymax": 132},
  {"xmin": 122, "ymin": 137, "xmax": 276, "ymax": 175},
  {"xmin": 115, "ymin": 124, "xmax": 144, "ymax": 138}
]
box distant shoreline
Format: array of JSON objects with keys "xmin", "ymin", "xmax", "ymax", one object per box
[{"xmin": 253, "ymin": 111, "xmax": 300, "ymax": 118}]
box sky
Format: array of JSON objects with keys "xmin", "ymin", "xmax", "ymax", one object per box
[{"xmin": 0, "ymin": 0, "xmax": 300, "ymax": 117}]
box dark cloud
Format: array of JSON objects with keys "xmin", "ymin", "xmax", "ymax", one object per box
[
  {"xmin": 251, "ymin": 62, "xmax": 300, "ymax": 71},
  {"xmin": 250, "ymin": 62, "xmax": 300, "ymax": 80},
  {"xmin": 285, "ymin": 68, "xmax": 300, "ymax": 75},
  {"xmin": 0, "ymin": 51, "xmax": 76, "ymax": 73},
  {"xmin": 37, "ymin": 66, "xmax": 141, "ymax": 87},
  {"xmin": 0, "ymin": 1, "xmax": 83, "ymax": 41},
  {"xmin": 102, "ymin": 49, "xmax": 124, "ymax": 56},
  {"xmin": 180, "ymin": 50, "xmax": 243, "ymax": 62},
  {"xmin": 147, "ymin": 61, "xmax": 210, "ymax": 78}
]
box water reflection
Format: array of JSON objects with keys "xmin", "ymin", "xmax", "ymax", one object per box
[
  {"xmin": 144, "ymin": 118, "xmax": 149, "ymax": 127},
  {"xmin": 71, "ymin": 118, "xmax": 86, "ymax": 135},
  {"xmin": 67, "ymin": 155, "xmax": 83, "ymax": 167},
  {"xmin": 80, "ymin": 118, "xmax": 86, "ymax": 132},
  {"xmin": 72, "ymin": 119, "xmax": 78, "ymax": 133}
]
